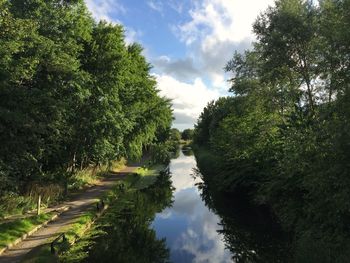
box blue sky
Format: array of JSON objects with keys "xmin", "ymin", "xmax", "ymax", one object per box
[{"xmin": 85, "ymin": 0, "xmax": 275, "ymax": 130}]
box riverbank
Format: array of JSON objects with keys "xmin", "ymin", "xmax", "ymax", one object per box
[
  {"xmin": 0, "ymin": 160, "xmax": 127, "ymax": 257},
  {"xmin": 194, "ymin": 146, "xmax": 291, "ymax": 261},
  {"xmin": 0, "ymin": 163, "xmax": 138, "ymax": 263},
  {"xmin": 19, "ymin": 163, "xmax": 169, "ymax": 263},
  {"xmin": 193, "ymin": 145, "xmax": 350, "ymax": 262},
  {"xmin": 56, "ymin": 164, "xmax": 171, "ymax": 263}
]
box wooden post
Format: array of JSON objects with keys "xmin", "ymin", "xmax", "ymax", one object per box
[{"xmin": 37, "ymin": 194, "xmax": 41, "ymax": 215}]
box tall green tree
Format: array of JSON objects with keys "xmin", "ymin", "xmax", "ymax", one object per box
[
  {"xmin": 194, "ymin": 0, "xmax": 350, "ymax": 260},
  {"xmin": 181, "ymin": 129, "xmax": 194, "ymax": 141},
  {"xmin": 0, "ymin": 0, "xmax": 93, "ymax": 193},
  {"xmin": 0, "ymin": 0, "xmax": 173, "ymax": 199}
]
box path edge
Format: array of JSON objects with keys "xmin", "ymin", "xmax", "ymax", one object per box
[{"xmin": 0, "ymin": 206, "xmax": 70, "ymax": 256}]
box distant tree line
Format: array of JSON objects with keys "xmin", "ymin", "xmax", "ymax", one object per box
[
  {"xmin": 194, "ymin": 0, "xmax": 350, "ymax": 260},
  {"xmin": 181, "ymin": 129, "xmax": 194, "ymax": 141},
  {"xmin": 0, "ymin": 0, "xmax": 173, "ymax": 197},
  {"xmin": 167, "ymin": 128, "xmax": 194, "ymax": 142}
]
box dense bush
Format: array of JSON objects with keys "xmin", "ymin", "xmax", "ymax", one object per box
[
  {"xmin": 0, "ymin": 0, "xmax": 173, "ymax": 203},
  {"xmin": 193, "ymin": 0, "xmax": 350, "ymax": 260}
]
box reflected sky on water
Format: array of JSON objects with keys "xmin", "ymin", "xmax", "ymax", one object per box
[{"xmin": 151, "ymin": 150, "xmax": 232, "ymax": 263}]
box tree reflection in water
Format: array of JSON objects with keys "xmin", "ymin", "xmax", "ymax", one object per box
[
  {"xmin": 62, "ymin": 172, "xmax": 174, "ymax": 263},
  {"xmin": 193, "ymin": 168, "xmax": 291, "ymax": 263},
  {"xmin": 181, "ymin": 146, "xmax": 194, "ymax": 157}
]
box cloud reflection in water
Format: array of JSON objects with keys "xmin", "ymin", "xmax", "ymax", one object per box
[{"xmin": 152, "ymin": 152, "xmax": 232, "ymax": 263}]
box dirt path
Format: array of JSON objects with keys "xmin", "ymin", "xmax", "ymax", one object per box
[{"xmin": 0, "ymin": 167, "xmax": 137, "ymax": 263}]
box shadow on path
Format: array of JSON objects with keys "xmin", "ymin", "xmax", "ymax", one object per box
[{"xmin": 0, "ymin": 167, "xmax": 137, "ymax": 263}]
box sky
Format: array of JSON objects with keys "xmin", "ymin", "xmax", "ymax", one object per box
[{"xmin": 85, "ymin": 0, "xmax": 275, "ymax": 131}]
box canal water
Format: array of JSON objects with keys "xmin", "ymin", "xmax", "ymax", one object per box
[
  {"xmin": 65, "ymin": 147, "xmax": 288, "ymax": 262},
  {"xmin": 151, "ymin": 149, "xmax": 233, "ymax": 263}
]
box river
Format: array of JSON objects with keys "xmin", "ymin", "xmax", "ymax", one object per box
[
  {"xmin": 63, "ymin": 145, "xmax": 293, "ymax": 263},
  {"xmin": 61, "ymin": 147, "xmax": 290, "ymax": 262},
  {"xmin": 151, "ymin": 149, "xmax": 233, "ymax": 263}
]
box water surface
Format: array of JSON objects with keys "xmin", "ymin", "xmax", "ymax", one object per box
[{"xmin": 152, "ymin": 150, "xmax": 233, "ymax": 263}]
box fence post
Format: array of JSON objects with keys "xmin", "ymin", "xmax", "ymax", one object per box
[{"xmin": 37, "ymin": 195, "xmax": 41, "ymax": 215}]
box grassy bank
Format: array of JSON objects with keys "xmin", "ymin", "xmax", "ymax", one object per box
[
  {"xmin": 0, "ymin": 160, "xmax": 126, "ymax": 221},
  {"xmin": 133, "ymin": 164, "xmax": 167, "ymax": 189},
  {"xmin": 21, "ymin": 204, "xmax": 104, "ymax": 263},
  {"xmin": 68, "ymin": 159, "xmax": 126, "ymax": 191},
  {"xmin": 0, "ymin": 213, "xmax": 54, "ymax": 251},
  {"xmin": 59, "ymin": 166, "xmax": 172, "ymax": 263},
  {"xmin": 0, "ymin": 160, "xmax": 126, "ymax": 256},
  {"xmin": 22, "ymin": 162, "xmax": 168, "ymax": 263}
]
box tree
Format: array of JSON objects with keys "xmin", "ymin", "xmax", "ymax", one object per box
[
  {"xmin": 0, "ymin": 0, "xmax": 174, "ymax": 202},
  {"xmin": 169, "ymin": 128, "xmax": 181, "ymax": 142},
  {"xmin": 253, "ymin": 0, "xmax": 319, "ymax": 112},
  {"xmin": 181, "ymin": 129, "xmax": 194, "ymax": 141},
  {"xmin": 0, "ymin": 0, "xmax": 93, "ymax": 193},
  {"xmin": 193, "ymin": 0, "xmax": 350, "ymax": 259}
]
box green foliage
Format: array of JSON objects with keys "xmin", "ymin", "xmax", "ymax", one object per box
[
  {"xmin": 0, "ymin": 193, "xmax": 37, "ymax": 219},
  {"xmin": 133, "ymin": 164, "xmax": 167, "ymax": 189},
  {"xmin": 193, "ymin": 0, "xmax": 350, "ymax": 261},
  {"xmin": 68, "ymin": 170, "xmax": 100, "ymax": 191},
  {"xmin": 170, "ymin": 128, "xmax": 181, "ymax": 142},
  {"xmin": 0, "ymin": 0, "xmax": 173, "ymax": 202},
  {"xmin": 0, "ymin": 213, "xmax": 53, "ymax": 249},
  {"xmin": 60, "ymin": 172, "xmax": 173, "ymax": 263},
  {"xmin": 181, "ymin": 129, "xmax": 194, "ymax": 141}
]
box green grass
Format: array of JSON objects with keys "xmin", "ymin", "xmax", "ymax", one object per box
[
  {"xmin": 134, "ymin": 164, "xmax": 165, "ymax": 176},
  {"xmin": 64, "ymin": 211, "xmax": 95, "ymax": 244},
  {"xmin": 0, "ymin": 213, "xmax": 53, "ymax": 249},
  {"xmin": 0, "ymin": 161, "xmax": 126, "ymax": 220},
  {"xmin": 58, "ymin": 164, "xmax": 165, "ymax": 251},
  {"xmin": 68, "ymin": 159, "xmax": 126, "ymax": 191},
  {"xmin": 0, "ymin": 194, "xmax": 39, "ymax": 219},
  {"xmin": 68, "ymin": 170, "xmax": 101, "ymax": 191},
  {"xmin": 21, "ymin": 162, "xmax": 165, "ymax": 263},
  {"xmin": 21, "ymin": 207, "xmax": 100, "ymax": 263},
  {"xmin": 59, "ymin": 175, "xmax": 164, "ymax": 263},
  {"xmin": 22, "ymin": 182, "xmax": 122, "ymax": 263},
  {"xmin": 133, "ymin": 164, "xmax": 167, "ymax": 189}
]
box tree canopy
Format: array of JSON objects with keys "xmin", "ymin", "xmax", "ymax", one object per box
[
  {"xmin": 0, "ymin": 0, "xmax": 173, "ymax": 196},
  {"xmin": 194, "ymin": 0, "xmax": 350, "ymax": 260},
  {"xmin": 181, "ymin": 129, "xmax": 194, "ymax": 141}
]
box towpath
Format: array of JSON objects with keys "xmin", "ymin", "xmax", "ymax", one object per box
[{"xmin": 0, "ymin": 166, "xmax": 138, "ymax": 263}]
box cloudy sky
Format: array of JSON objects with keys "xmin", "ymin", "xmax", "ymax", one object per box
[{"xmin": 85, "ymin": 0, "xmax": 275, "ymax": 130}]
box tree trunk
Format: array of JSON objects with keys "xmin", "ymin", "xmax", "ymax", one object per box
[{"xmin": 305, "ymin": 77, "xmax": 314, "ymax": 113}]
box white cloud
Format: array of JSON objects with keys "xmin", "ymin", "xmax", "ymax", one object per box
[
  {"xmin": 152, "ymin": 56, "xmax": 199, "ymax": 82},
  {"xmin": 85, "ymin": 0, "xmax": 126, "ymax": 22},
  {"xmin": 147, "ymin": 0, "xmax": 163, "ymax": 14},
  {"xmin": 124, "ymin": 28, "xmax": 143, "ymax": 45},
  {"xmin": 167, "ymin": 0, "xmax": 184, "ymax": 13},
  {"xmin": 85, "ymin": 0, "xmax": 276, "ymax": 128},
  {"xmin": 154, "ymin": 74, "xmax": 220, "ymax": 128},
  {"xmin": 170, "ymin": 154, "xmax": 202, "ymax": 192},
  {"xmin": 171, "ymin": 190, "xmax": 231, "ymax": 263},
  {"xmin": 85, "ymin": 1, "xmax": 143, "ymax": 45},
  {"xmin": 170, "ymin": 0, "xmax": 275, "ymax": 91},
  {"xmin": 178, "ymin": 0, "xmax": 275, "ymax": 46}
]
